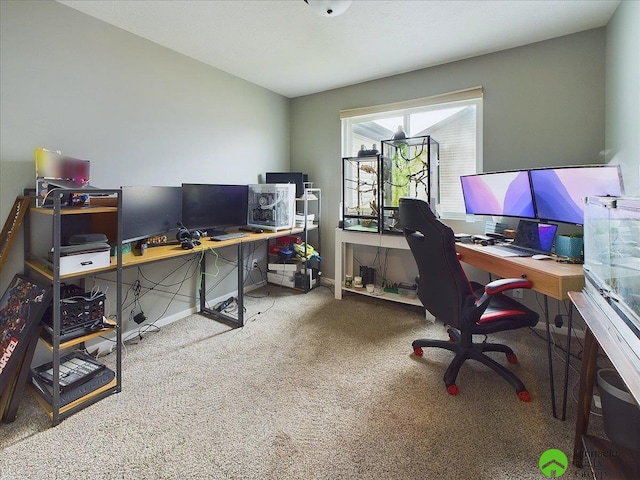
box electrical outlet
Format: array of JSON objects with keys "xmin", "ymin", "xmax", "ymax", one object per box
[
  {"xmin": 512, "ymin": 288, "xmax": 523, "ymax": 299},
  {"xmin": 252, "ymin": 260, "xmax": 259, "ymax": 270},
  {"xmin": 593, "ymin": 394, "xmax": 602, "ymax": 409}
]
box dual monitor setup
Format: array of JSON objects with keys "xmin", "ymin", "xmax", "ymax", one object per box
[
  {"xmin": 459, "ymin": 165, "xmax": 624, "ymax": 258},
  {"xmin": 121, "ymin": 172, "xmax": 308, "ymax": 246},
  {"xmin": 460, "ymin": 165, "xmax": 624, "ymax": 225}
]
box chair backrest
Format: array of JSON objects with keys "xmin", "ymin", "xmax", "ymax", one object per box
[{"xmin": 399, "ymin": 197, "xmax": 474, "ymax": 328}]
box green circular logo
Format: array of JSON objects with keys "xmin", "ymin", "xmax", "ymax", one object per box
[{"xmin": 539, "ymin": 448, "xmax": 568, "ymax": 478}]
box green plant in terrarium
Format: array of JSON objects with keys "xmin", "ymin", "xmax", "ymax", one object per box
[{"xmin": 387, "ymin": 141, "xmax": 430, "ymax": 207}]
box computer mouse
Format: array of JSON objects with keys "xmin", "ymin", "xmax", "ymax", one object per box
[{"xmin": 532, "ymin": 254, "xmax": 553, "ymax": 260}]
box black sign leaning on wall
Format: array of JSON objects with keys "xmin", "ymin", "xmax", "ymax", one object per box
[{"xmin": 0, "ymin": 274, "xmax": 51, "ymax": 419}]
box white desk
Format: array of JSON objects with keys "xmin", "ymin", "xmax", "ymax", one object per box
[{"xmin": 334, "ymin": 228, "xmax": 422, "ymax": 307}]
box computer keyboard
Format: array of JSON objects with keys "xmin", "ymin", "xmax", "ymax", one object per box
[
  {"xmin": 210, "ymin": 232, "xmax": 249, "ymax": 241},
  {"xmin": 481, "ymin": 244, "xmax": 534, "ymax": 257}
]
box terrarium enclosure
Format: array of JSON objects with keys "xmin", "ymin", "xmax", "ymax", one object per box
[
  {"xmin": 381, "ymin": 135, "xmax": 439, "ymax": 234},
  {"xmin": 583, "ymin": 196, "xmax": 640, "ymax": 326},
  {"xmin": 341, "ymin": 155, "xmax": 381, "ymax": 232}
]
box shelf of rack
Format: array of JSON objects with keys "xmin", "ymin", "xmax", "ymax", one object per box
[
  {"xmin": 30, "ymin": 205, "xmax": 118, "ymax": 216},
  {"xmin": 38, "ymin": 319, "xmax": 117, "ymax": 352},
  {"xmin": 24, "ymin": 189, "xmax": 123, "ymax": 426},
  {"xmin": 266, "ymin": 188, "xmax": 321, "ymax": 293},
  {"xmin": 342, "ymin": 286, "xmax": 421, "ymax": 306},
  {"xmin": 28, "ymin": 378, "xmax": 118, "ymax": 421},
  {"xmin": 24, "ymin": 258, "xmax": 118, "ymax": 282}
]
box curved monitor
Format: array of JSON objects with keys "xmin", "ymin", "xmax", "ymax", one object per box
[
  {"xmin": 460, "ymin": 170, "xmax": 536, "ymax": 219},
  {"xmin": 530, "ymin": 165, "xmax": 624, "ymax": 225},
  {"xmin": 121, "ymin": 186, "xmax": 183, "ymax": 244}
]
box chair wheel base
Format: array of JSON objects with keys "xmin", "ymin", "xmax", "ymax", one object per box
[
  {"xmin": 517, "ymin": 390, "xmax": 532, "ymax": 402},
  {"xmin": 413, "ymin": 347, "xmax": 424, "ymax": 357},
  {"xmin": 447, "ymin": 384, "xmax": 459, "ymax": 396},
  {"xmin": 507, "ymin": 353, "xmax": 518, "ymax": 364}
]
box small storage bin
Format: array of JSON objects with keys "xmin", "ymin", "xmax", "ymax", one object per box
[
  {"xmin": 597, "ymin": 368, "xmax": 640, "ymax": 452},
  {"xmin": 397, "ymin": 282, "xmax": 418, "ymax": 299}
]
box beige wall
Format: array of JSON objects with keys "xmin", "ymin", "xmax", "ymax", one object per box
[
  {"xmin": 605, "ymin": 0, "xmax": 640, "ymax": 196},
  {"xmin": 2, "ymin": 1, "xmax": 636, "ymax": 296},
  {"xmin": 0, "ymin": 1, "xmax": 290, "ymax": 294},
  {"xmin": 291, "ymin": 29, "xmax": 608, "ymax": 280}
]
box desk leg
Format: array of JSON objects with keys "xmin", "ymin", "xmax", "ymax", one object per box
[
  {"xmin": 334, "ymin": 233, "xmax": 343, "ymax": 299},
  {"xmin": 236, "ymin": 243, "xmax": 244, "ymax": 327},
  {"xmin": 573, "ymin": 327, "xmax": 598, "ymax": 467},
  {"xmin": 544, "ymin": 295, "xmax": 559, "ymax": 419},
  {"xmin": 546, "ymin": 296, "xmax": 574, "ymax": 421},
  {"xmin": 561, "ymin": 303, "xmax": 574, "ymax": 421},
  {"xmin": 200, "ymin": 255, "xmax": 206, "ymax": 312},
  {"xmin": 199, "ymin": 247, "xmax": 244, "ymax": 329}
]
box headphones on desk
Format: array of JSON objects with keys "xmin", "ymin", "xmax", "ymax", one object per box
[{"xmin": 176, "ymin": 222, "xmax": 202, "ymax": 250}]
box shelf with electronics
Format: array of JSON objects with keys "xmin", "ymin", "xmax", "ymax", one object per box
[
  {"xmin": 23, "ymin": 187, "xmax": 122, "ymax": 426},
  {"xmin": 338, "ymin": 135, "xmax": 438, "ymax": 306},
  {"xmin": 264, "ymin": 187, "xmax": 322, "ymax": 292}
]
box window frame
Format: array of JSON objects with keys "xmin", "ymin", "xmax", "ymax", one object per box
[{"xmin": 341, "ymin": 87, "xmax": 483, "ymax": 220}]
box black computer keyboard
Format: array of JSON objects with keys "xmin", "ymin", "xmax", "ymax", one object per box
[{"xmin": 210, "ymin": 232, "xmax": 249, "ymax": 241}]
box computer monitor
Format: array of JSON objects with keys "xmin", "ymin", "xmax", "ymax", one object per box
[
  {"xmin": 265, "ymin": 172, "xmax": 307, "ymax": 198},
  {"xmin": 181, "ymin": 184, "xmax": 248, "ymax": 233},
  {"xmin": 460, "ymin": 170, "xmax": 536, "ymax": 219},
  {"xmin": 121, "ymin": 186, "xmax": 183, "ymax": 243},
  {"xmin": 530, "ymin": 165, "xmax": 624, "ymax": 225}
]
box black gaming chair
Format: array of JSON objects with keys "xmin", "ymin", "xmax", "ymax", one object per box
[{"xmin": 399, "ymin": 198, "xmax": 539, "ymax": 402}]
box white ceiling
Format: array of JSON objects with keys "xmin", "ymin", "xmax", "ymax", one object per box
[{"xmin": 57, "ymin": 0, "xmax": 620, "ymax": 98}]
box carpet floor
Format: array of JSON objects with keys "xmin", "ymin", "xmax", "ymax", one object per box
[{"xmin": 1, "ymin": 285, "xmax": 602, "ymax": 479}]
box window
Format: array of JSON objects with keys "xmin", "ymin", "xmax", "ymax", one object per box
[{"xmin": 341, "ymin": 87, "xmax": 483, "ymax": 219}]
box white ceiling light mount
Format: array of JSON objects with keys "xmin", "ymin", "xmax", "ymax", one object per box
[{"xmin": 304, "ymin": 0, "xmax": 352, "ymax": 17}]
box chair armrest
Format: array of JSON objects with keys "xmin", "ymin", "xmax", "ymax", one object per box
[
  {"xmin": 484, "ymin": 278, "xmax": 534, "ymax": 295},
  {"xmin": 474, "ymin": 278, "xmax": 534, "ymax": 309}
]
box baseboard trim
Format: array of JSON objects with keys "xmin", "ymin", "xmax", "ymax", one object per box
[{"xmin": 531, "ymin": 319, "xmax": 585, "ymax": 340}]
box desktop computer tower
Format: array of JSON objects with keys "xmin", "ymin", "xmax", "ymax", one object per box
[{"xmin": 247, "ymin": 184, "xmax": 296, "ymax": 231}]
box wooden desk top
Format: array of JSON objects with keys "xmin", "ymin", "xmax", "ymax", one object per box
[
  {"xmin": 455, "ymin": 242, "xmax": 584, "ymax": 301},
  {"xmin": 122, "ymin": 227, "xmax": 310, "ymax": 268},
  {"xmin": 27, "ymin": 227, "xmax": 310, "ymax": 280}
]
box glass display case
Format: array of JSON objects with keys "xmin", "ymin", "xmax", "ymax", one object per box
[
  {"xmin": 341, "ymin": 155, "xmax": 381, "ymax": 232},
  {"xmin": 381, "ymin": 135, "xmax": 439, "ymax": 234},
  {"xmin": 583, "ymin": 196, "xmax": 640, "ymax": 367}
]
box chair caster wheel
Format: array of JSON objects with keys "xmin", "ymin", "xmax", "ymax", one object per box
[
  {"xmin": 517, "ymin": 390, "xmax": 531, "ymax": 402},
  {"xmin": 413, "ymin": 347, "xmax": 424, "ymax": 357},
  {"xmin": 446, "ymin": 384, "xmax": 459, "ymax": 396},
  {"xmin": 507, "ymin": 353, "xmax": 518, "ymax": 364}
]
